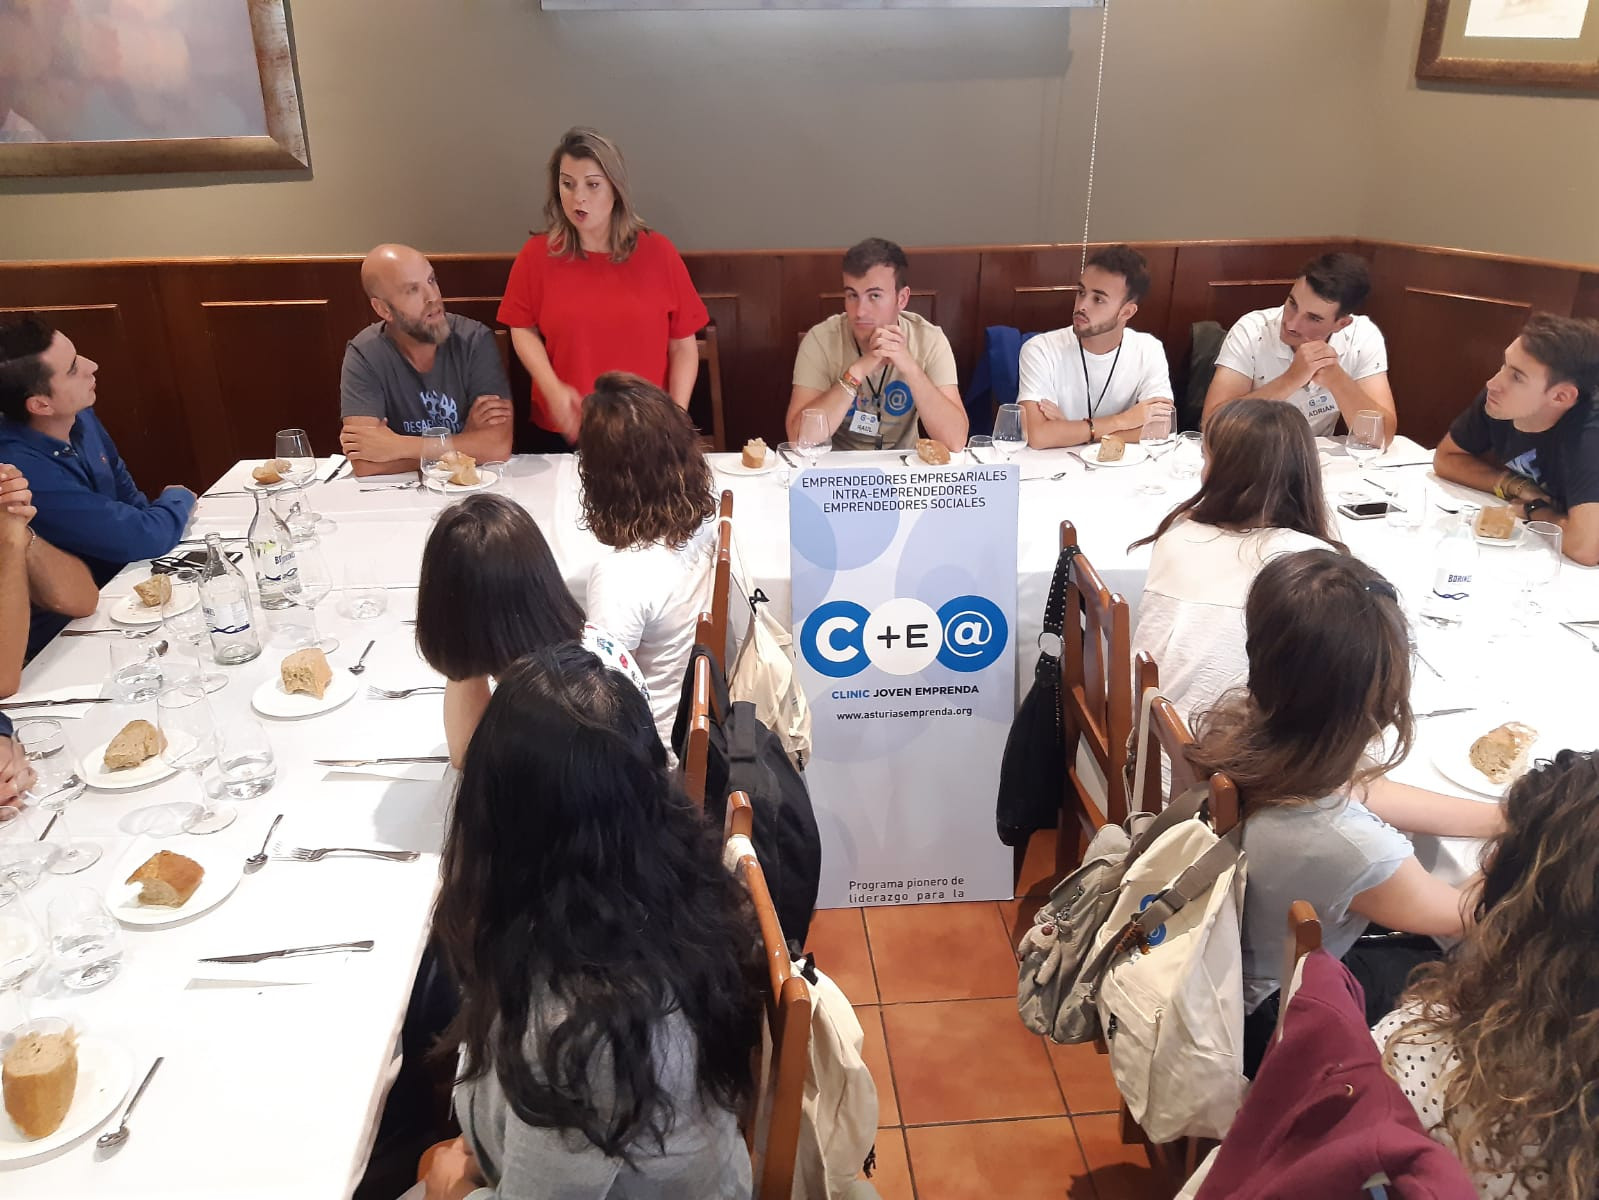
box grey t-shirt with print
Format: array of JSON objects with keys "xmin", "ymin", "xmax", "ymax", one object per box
[{"xmin": 339, "ymin": 312, "xmax": 511, "ymax": 435}]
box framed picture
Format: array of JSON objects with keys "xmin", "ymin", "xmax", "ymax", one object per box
[
  {"xmin": 0, "ymin": 0, "xmax": 307, "ymax": 178},
  {"xmin": 1417, "ymin": 0, "xmax": 1599, "ymax": 92}
]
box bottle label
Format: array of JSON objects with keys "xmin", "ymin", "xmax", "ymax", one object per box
[
  {"xmin": 252, "ymin": 539, "xmax": 284, "ymax": 585},
  {"xmin": 1431, "ymin": 569, "xmax": 1472, "ymax": 601},
  {"xmin": 206, "ymin": 600, "xmax": 253, "ymax": 636}
]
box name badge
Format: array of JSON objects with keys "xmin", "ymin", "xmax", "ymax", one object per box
[{"xmin": 849, "ymin": 408, "xmax": 881, "ymax": 438}]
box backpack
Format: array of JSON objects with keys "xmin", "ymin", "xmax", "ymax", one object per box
[
  {"xmin": 728, "ymin": 586, "xmax": 812, "ymax": 768},
  {"xmin": 790, "ymin": 951, "xmax": 879, "ymax": 1200},
  {"xmin": 674, "ymin": 644, "xmax": 822, "ymax": 946}
]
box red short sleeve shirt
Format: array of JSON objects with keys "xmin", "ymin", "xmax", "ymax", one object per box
[{"xmin": 497, "ymin": 230, "xmax": 709, "ymax": 429}]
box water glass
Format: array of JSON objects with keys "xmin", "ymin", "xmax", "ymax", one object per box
[
  {"xmin": 108, "ymin": 637, "xmax": 162, "ymax": 703},
  {"xmin": 965, "ymin": 434, "xmax": 995, "ymax": 463},
  {"xmin": 992, "ymin": 404, "xmax": 1026, "ymax": 461},
  {"xmin": 337, "ymin": 547, "xmax": 389, "ymax": 620},
  {"xmin": 1169, "ymin": 430, "xmax": 1204, "ymax": 483},
  {"xmin": 1384, "ymin": 482, "xmax": 1425, "ymax": 531},
  {"xmin": 0, "ymin": 904, "xmax": 46, "ymax": 1039},
  {"xmin": 1513, "ymin": 521, "xmax": 1562, "ymax": 624},
  {"xmin": 479, "ymin": 460, "xmax": 509, "ymax": 496},
  {"xmin": 219, "ymin": 719, "xmax": 277, "ymax": 800},
  {"xmin": 797, "ymin": 409, "xmax": 832, "ymax": 468},
  {"xmin": 775, "ymin": 441, "xmax": 801, "ymax": 487},
  {"xmin": 164, "ymin": 567, "xmax": 226, "ymax": 693},
  {"xmin": 0, "ymin": 807, "xmax": 57, "ymax": 894},
  {"xmin": 157, "ymin": 684, "xmax": 234, "ymax": 835},
  {"xmin": 48, "ymin": 888, "xmax": 123, "ymax": 992},
  {"xmin": 1137, "ymin": 407, "xmax": 1175, "ymax": 496},
  {"xmin": 15, "ymin": 720, "xmax": 98, "ymax": 874},
  {"xmin": 420, "ymin": 427, "xmax": 455, "ymax": 490}
]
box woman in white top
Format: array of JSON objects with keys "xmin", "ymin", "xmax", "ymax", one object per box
[
  {"xmin": 1131, "ymin": 398, "xmax": 1342, "ymax": 729},
  {"xmin": 579, "ymin": 373, "xmax": 717, "ymax": 754},
  {"xmin": 1376, "ymin": 748, "xmax": 1599, "ymax": 1200}
]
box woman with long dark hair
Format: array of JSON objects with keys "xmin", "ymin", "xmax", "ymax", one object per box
[
  {"xmin": 1185, "ymin": 549, "xmax": 1503, "ymax": 1074},
  {"xmin": 415, "ymin": 494, "xmax": 584, "ymax": 766},
  {"xmin": 1378, "ymin": 749, "xmax": 1599, "ymax": 1199},
  {"xmin": 1132, "ymin": 398, "xmax": 1343, "ymax": 726},
  {"xmin": 423, "ymin": 644, "xmax": 760, "ymax": 1199}
]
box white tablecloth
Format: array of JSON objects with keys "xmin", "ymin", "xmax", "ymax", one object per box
[{"xmin": 6, "ymin": 439, "xmax": 1595, "ymax": 1194}]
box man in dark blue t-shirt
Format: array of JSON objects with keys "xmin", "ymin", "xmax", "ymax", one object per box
[{"xmin": 1433, "ymin": 312, "xmax": 1599, "ymax": 566}]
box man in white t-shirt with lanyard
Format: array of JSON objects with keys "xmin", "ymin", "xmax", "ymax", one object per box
[
  {"xmin": 1204, "ymin": 252, "xmax": 1396, "ymax": 440},
  {"xmin": 787, "ymin": 238, "xmax": 967, "ymax": 452},
  {"xmin": 1017, "ymin": 245, "xmax": 1174, "ymax": 448}
]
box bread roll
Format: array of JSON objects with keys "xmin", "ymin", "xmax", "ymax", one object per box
[
  {"xmin": 3, "ymin": 1029, "xmax": 78, "ymax": 1139},
  {"xmin": 126, "ymin": 850, "xmax": 205, "ymax": 907},
  {"xmin": 1096, "ymin": 434, "xmax": 1126, "ymax": 463},
  {"xmin": 441, "ymin": 452, "xmax": 479, "ymax": 486},
  {"xmin": 915, "ymin": 438, "xmax": 951, "ymax": 465},
  {"xmin": 1475, "ymin": 505, "xmax": 1517, "ymax": 540},
  {"xmin": 252, "ymin": 459, "xmax": 288, "ymax": 485},
  {"xmin": 742, "ymin": 438, "xmax": 768, "ymax": 469},
  {"xmin": 132, "ymin": 574, "xmax": 171, "ymax": 609},
  {"xmin": 1468, "ymin": 721, "xmax": 1538, "ymax": 785},
  {"xmin": 103, "ymin": 720, "xmax": 165, "ymax": 772},
  {"xmin": 281, "ymin": 647, "xmax": 333, "ymax": 700}
]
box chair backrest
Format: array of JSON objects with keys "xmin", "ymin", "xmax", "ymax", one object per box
[
  {"xmin": 1132, "ymin": 650, "xmax": 1239, "ymax": 833},
  {"xmin": 1275, "ymin": 900, "xmax": 1323, "ymax": 1041},
  {"xmin": 724, "ymin": 788, "xmax": 754, "ymax": 842},
  {"xmin": 725, "ymin": 799, "xmax": 811, "ymax": 1200},
  {"xmin": 702, "ymin": 490, "xmax": 735, "ymax": 675},
  {"xmin": 1060, "ymin": 520, "xmax": 1134, "ymax": 834},
  {"xmin": 681, "ymin": 653, "xmax": 712, "ymax": 810},
  {"xmin": 696, "ymin": 321, "xmax": 728, "ymax": 453}
]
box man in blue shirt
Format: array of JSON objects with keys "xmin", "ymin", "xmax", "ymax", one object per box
[{"xmin": 0, "ymin": 317, "xmax": 195, "ymax": 654}]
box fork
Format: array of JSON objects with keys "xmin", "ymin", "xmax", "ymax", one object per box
[
  {"xmin": 358, "ymin": 481, "xmax": 421, "ymax": 493},
  {"xmin": 366, "ymin": 684, "xmax": 444, "ymax": 699},
  {"xmin": 284, "ymin": 846, "xmax": 420, "ymax": 863}
]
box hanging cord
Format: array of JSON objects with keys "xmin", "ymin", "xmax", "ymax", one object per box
[{"xmin": 1080, "ymin": 0, "xmax": 1111, "ymax": 276}]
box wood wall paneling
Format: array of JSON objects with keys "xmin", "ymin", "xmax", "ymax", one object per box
[
  {"xmin": 683, "ymin": 254, "xmax": 783, "ymax": 451},
  {"xmin": 1166, "ymin": 239, "xmax": 1354, "ymax": 364}
]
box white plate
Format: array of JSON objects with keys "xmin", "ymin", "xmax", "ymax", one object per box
[
  {"xmin": 107, "ymin": 840, "xmax": 242, "ymax": 927},
  {"xmin": 898, "ymin": 449, "xmax": 971, "ymax": 470},
  {"xmin": 250, "ymin": 668, "xmax": 359, "ymax": 719},
  {"xmin": 1430, "ymin": 716, "xmax": 1548, "ymax": 799},
  {"xmin": 79, "ymin": 732, "xmax": 183, "ymax": 791},
  {"xmin": 1083, "ymin": 442, "xmax": 1150, "ymax": 468},
  {"xmin": 108, "ymin": 582, "xmax": 197, "ymax": 626},
  {"xmin": 1475, "ymin": 524, "xmax": 1524, "ymax": 548},
  {"xmin": 440, "ymin": 468, "xmax": 499, "ymax": 494},
  {"xmin": 714, "ymin": 457, "xmax": 777, "ymax": 477},
  {"xmin": 0, "ymin": 1035, "xmax": 134, "ymax": 1162}
]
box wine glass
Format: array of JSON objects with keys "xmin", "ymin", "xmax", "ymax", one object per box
[
  {"xmin": 419, "ymin": 426, "xmax": 455, "ymax": 491},
  {"xmin": 0, "ymin": 903, "xmax": 46, "ymax": 1044},
  {"xmin": 276, "ymin": 428, "xmax": 336, "ymax": 536},
  {"xmin": 992, "ymin": 404, "xmax": 1026, "ymax": 461},
  {"xmin": 1346, "ymin": 409, "xmax": 1386, "ymax": 470},
  {"xmin": 15, "ymin": 719, "xmax": 98, "ymax": 874},
  {"xmin": 164, "ymin": 567, "xmax": 226, "ymax": 694},
  {"xmin": 1137, "ymin": 406, "xmax": 1175, "ymax": 496},
  {"xmin": 797, "ymin": 408, "xmax": 833, "ymax": 469},
  {"xmin": 157, "ymin": 683, "xmax": 235, "ymax": 834},
  {"xmin": 1512, "ymin": 521, "xmax": 1562, "ymax": 626},
  {"xmin": 284, "ymin": 537, "xmax": 339, "ymax": 653}
]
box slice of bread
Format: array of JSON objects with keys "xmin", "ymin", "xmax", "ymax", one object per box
[
  {"xmin": 1468, "ymin": 721, "xmax": 1538, "ymax": 785},
  {"xmin": 103, "ymin": 720, "xmax": 165, "ymax": 772},
  {"xmin": 916, "ymin": 438, "xmax": 951, "ymax": 465},
  {"xmin": 281, "ymin": 647, "xmax": 333, "ymax": 700},
  {"xmin": 742, "ymin": 438, "xmax": 768, "ymax": 469},
  {"xmin": 252, "ymin": 459, "xmax": 288, "ymax": 485},
  {"xmin": 3, "ymin": 1029, "xmax": 78, "ymax": 1139},
  {"xmin": 1097, "ymin": 434, "xmax": 1126, "ymax": 463},
  {"xmin": 125, "ymin": 850, "xmax": 205, "ymax": 907},
  {"xmin": 132, "ymin": 574, "xmax": 172, "ymax": 609},
  {"xmin": 1475, "ymin": 505, "xmax": 1517, "ymax": 540}
]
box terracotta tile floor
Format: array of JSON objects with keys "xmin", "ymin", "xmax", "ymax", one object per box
[{"xmin": 806, "ymin": 829, "xmax": 1177, "ymax": 1200}]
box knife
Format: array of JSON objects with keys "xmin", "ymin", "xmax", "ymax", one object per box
[
  {"xmin": 1370, "ymin": 460, "xmax": 1433, "ymax": 469},
  {"xmin": 1415, "ymin": 706, "xmax": 1476, "ymax": 720},
  {"xmin": 3, "ymin": 697, "xmax": 114, "ymax": 709},
  {"xmin": 313, "ymin": 755, "xmax": 450, "ymax": 767},
  {"xmin": 323, "ymin": 458, "xmax": 349, "ymax": 484},
  {"xmin": 199, "ymin": 939, "xmax": 374, "ymax": 965}
]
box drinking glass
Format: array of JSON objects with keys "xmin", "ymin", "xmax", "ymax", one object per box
[
  {"xmin": 1136, "ymin": 406, "xmax": 1175, "ymax": 496},
  {"xmin": 16, "ymin": 720, "xmax": 98, "ymax": 874},
  {"xmin": 965, "ymin": 434, "xmax": 995, "ymax": 463},
  {"xmin": 419, "ymin": 427, "xmax": 455, "ymax": 491},
  {"xmin": 0, "ymin": 806, "xmax": 58, "ymax": 895},
  {"xmin": 337, "ymin": 546, "xmax": 388, "ymax": 621},
  {"xmin": 1512, "ymin": 521, "xmax": 1562, "ymax": 625},
  {"xmin": 157, "ymin": 684, "xmax": 234, "ymax": 834},
  {"xmin": 1383, "ymin": 481, "xmax": 1425, "ymax": 531},
  {"xmin": 108, "ymin": 636, "xmax": 162, "ymax": 704},
  {"xmin": 797, "ymin": 409, "xmax": 832, "ymax": 469},
  {"xmin": 1346, "ymin": 410, "xmax": 1386, "ymax": 470},
  {"xmin": 1169, "ymin": 430, "xmax": 1204, "ymax": 484},
  {"xmin": 992, "ymin": 404, "xmax": 1026, "ymax": 461},
  {"xmin": 219, "ymin": 719, "xmax": 277, "ymax": 800},
  {"xmin": 775, "ymin": 441, "xmax": 801, "ymax": 487},
  {"xmin": 479, "ymin": 460, "xmax": 509, "ymax": 496},
  {"xmin": 284, "ymin": 537, "xmax": 339, "ymax": 653},
  {"xmin": 276, "ymin": 428, "xmax": 336, "ymax": 535},
  {"xmin": 163, "ymin": 567, "xmax": 225, "ymax": 693},
  {"xmin": 48, "ymin": 888, "xmax": 122, "ymax": 992},
  {"xmin": 0, "ymin": 903, "xmax": 45, "ymax": 1043}
]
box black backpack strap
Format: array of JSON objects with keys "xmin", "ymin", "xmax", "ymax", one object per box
[
  {"xmin": 1041, "ymin": 543, "xmax": 1080, "ymax": 648},
  {"xmin": 671, "ymin": 643, "xmax": 731, "ymax": 754}
]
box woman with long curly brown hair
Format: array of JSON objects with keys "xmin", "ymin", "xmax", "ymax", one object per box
[
  {"xmin": 578, "ymin": 372, "xmax": 718, "ymax": 753},
  {"xmin": 1376, "ymin": 748, "xmax": 1599, "ymax": 1199}
]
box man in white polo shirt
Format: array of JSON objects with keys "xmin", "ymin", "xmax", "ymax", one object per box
[
  {"xmin": 1203, "ymin": 252, "xmax": 1395, "ymax": 439},
  {"xmin": 1017, "ymin": 245, "xmax": 1173, "ymax": 448}
]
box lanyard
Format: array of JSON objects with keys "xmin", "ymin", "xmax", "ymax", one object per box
[
  {"xmin": 1079, "ymin": 336, "xmax": 1124, "ymax": 421},
  {"xmin": 851, "ymin": 338, "xmax": 894, "ymax": 449}
]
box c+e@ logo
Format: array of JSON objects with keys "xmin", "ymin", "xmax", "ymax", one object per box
[{"xmin": 799, "ymin": 595, "xmax": 1008, "ymax": 678}]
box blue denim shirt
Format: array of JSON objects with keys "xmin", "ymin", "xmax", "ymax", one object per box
[{"xmin": 0, "ymin": 410, "xmax": 194, "ymax": 657}]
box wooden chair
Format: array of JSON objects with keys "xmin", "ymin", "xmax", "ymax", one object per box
[
  {"xmin": 696, "ymin": 321, "xmax": 728, "ymax": 453},
  {"xmin": 1131, "ymin": 651, "xmax": 1204, "ymax": 815},
  {"xmin": 1058, "ymin": 520, "xmax": 1135, "ymax": 871},
  {"xmin": 723, "ymin": 791, "xmax": 810, "ymax": 1200},
  {"xmin": 1276, "ymin": 901, "xmax": 1323, "ymax": 1042},
  {"xmin": 681, "ymin": 653, "xmax": 713, "ymax": 811},
  {"xmin": 705, "ymin": 490, "xmax": 734, "ymax": 671}
]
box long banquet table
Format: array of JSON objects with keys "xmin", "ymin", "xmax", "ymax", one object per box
[{"xmin": 4, "ymin": 436, "xmax": 1596, "ymax": 1195}]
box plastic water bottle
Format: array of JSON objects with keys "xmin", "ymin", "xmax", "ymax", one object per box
[
  {"xmin": 1420, "ymin": 507, "xmax": 1479, "ymax": 627},
  {"xmin": 198, "ymin": 532, "xmax": 262, "ymax": 664},
  {"xmin": 248, "ymin": 490, "xmax": 299, "ymax": 610}
]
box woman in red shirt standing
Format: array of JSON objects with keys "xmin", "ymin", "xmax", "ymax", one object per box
[{"xmin": 498, "ymin": 127, "xmax": 708, "ymax": 444}]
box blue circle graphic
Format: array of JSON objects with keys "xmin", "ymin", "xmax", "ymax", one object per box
[
  {"xmin": 882, "ymin": 380, "xmax": 914, "ymax": 417},
  {"xmin": 799, "ymin": 600, "xmax": 871, "ymax": 678},
  {"xmin": 935, "ymin": 594, "xmax": 1008, "ymax": 673},
  {"xmin": 1136, "ymin": 893, "xmax": 1168, "ymax": 947}
]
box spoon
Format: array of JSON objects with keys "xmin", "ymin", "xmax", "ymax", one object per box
[
  {"xmin": 349, "ymin": 640, "xmax": 375, "ymax": 676},
  {"xmin": 246, "ymin": 813, "xmax": 284, "ymax": 872},
  {"xmin": 96, "ymin": 1057, "xmax": 163, "ymax": 1151}
]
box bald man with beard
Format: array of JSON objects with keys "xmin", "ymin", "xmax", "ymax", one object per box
[{"xmin": 339, "ymin": 244, "xmax": 514, "ymax": 477}]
